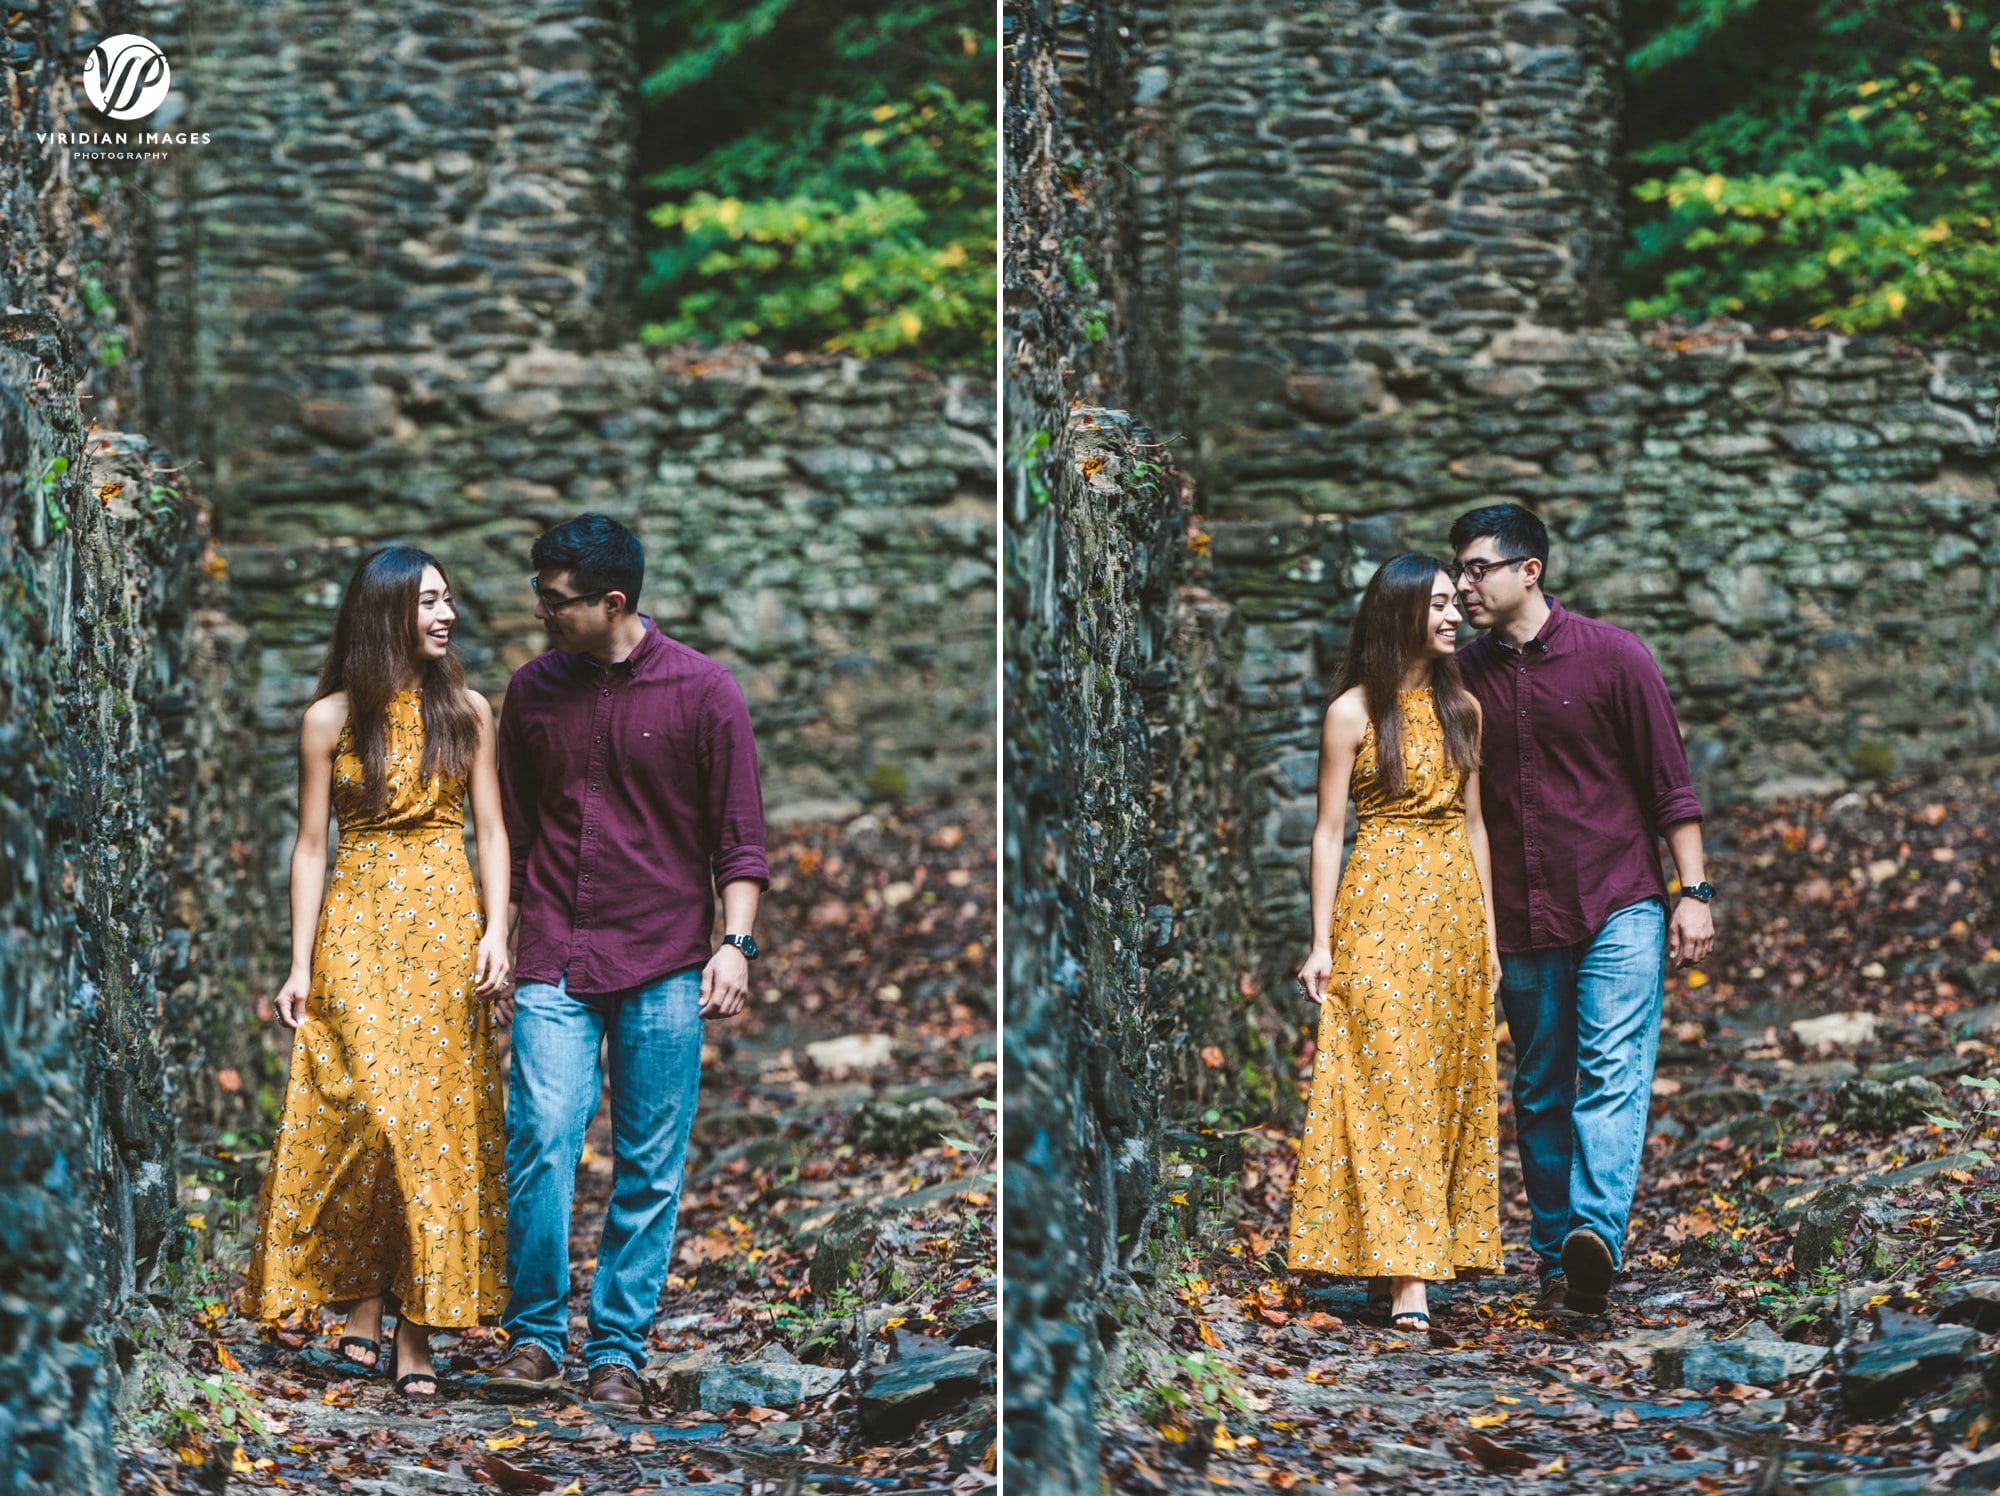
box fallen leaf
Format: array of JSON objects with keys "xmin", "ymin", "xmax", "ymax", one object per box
[
  {"xmin": 481, "ymin": 1453, "xmax": 557, "ymax": 1492},
  {"xmin": 1461, "ymin": 1429, "xmax": 1537, "ymax": 1471}
]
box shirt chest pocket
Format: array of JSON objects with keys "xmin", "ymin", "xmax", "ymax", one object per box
[
  {"xmin": 614, "ymin": 701, "xmax": 701, "ymax": 776},
  {"xmin": 1536, "ymin": 686, "xmax": 1616, "ymax": 750}
]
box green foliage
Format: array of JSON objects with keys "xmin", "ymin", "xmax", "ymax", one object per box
[
  {"xmin": 636, "ymin": 0, "xmax": 994, "ymax": 363},
  {"xmin": 1145, "ymin": 1349, "xmax": 1249, "ymax": 1430},
  {"xmin": 39, "ymin": 454, "xmax": 69, "ymax": 537},
  {"xmin": 1622, "ymin": 0, "xmax": 2000, "ymax": 342}
]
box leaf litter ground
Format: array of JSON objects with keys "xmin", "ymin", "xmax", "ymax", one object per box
[
  {"xmin": 1099, "ymin": 777, "xmax": 2000, "ymax": 1494},
  {"xmin": 116, "ymin": 808, "xmax": 997, "ymax": 1496}
]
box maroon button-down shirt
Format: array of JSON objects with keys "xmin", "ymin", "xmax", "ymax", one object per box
[
  {"xmin": 1457, "ymin": 598, "xmax": 1702, "ymax": 954},
  {"xmin": 497, "ymin": 618, "xmax": 770, "ymax": 994}
]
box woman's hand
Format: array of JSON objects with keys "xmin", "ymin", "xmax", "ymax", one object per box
[
  {"xmin": 474, "ymin": 930, "xmax": 515, "ymax": 1026},
  {"xmin": 473, "ymin": 929, "xmax": 512, "ymax": 998},
  {"xmin": 1297, "ymin": 946, "xmax": 1334, "ymax": 1005},
  {"xmin": 1487, "ymin": 939, "xmax": 1503, "ymax": 1000},
  {"xmin": 274, "ymin": 968, "xmax": 311, "ymax": 1028}
]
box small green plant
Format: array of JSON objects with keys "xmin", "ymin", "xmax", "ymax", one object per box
[
  {"xmin": 1146, "ymin": 1349, "xmax": 1250, "ymax": 1430},
  {"xmin": 38, "ymin": 454, "xmax": 69, "ymax": 536},
  {"xmin": 195, "ymin": 1373, "xmax": 267, "ymax": 1440}
]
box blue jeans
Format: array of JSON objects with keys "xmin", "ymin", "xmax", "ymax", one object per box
[
  {"xmin": 502, "ymin": 968, "xmax": 704, "ymax": 1371},
  {"xmin": 1498, "ymin": 899, "xmax": 1666, "ymax": 1281}
]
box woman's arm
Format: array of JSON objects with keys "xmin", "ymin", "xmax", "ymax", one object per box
[
  {"xmin": 465, "ymin": 692, "xmax": 514, "ymax": 1007},
  {"xmin": 274, "ymin": 698, "xmax": 343, "ymax": 1027},
  {"xmin": 1463, "ymin": 698, "xmax": 1501, "ymax": 996},
  {"xmin": 1298, "ymin": 691, "xmax": 1367, "ymax": 1003}
]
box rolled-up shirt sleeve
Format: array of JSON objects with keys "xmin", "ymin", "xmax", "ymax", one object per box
[
  {"xmin": 496, "ymin": 686, "xmax": 538, "ymax": 908},
  {"xmin": 701, "ymin": 673, "xmax": 770, "ymax": 889},
  {"xmin": 1617, "ymin": 639, "xmax": 1703, "ymax": 831}
]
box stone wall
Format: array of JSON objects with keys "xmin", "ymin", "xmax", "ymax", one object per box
[
  {"xmin": 213, "ymin": 353, "xmax": 996, "ymax": 828},
  {"xmin": 2, "ymin": 7, "xmax": 261, "ymax": 1489},
  {"xmin": 1199, "ymin": 331, "xmax": 2000, "ymax": 962},
  {"xmin": 1155, "ymin": 0, "xmax": 1624, "ymax": 481},
  {"xmin": 1003, "ymin": 4, "xmax": 1274, "ymax": 1489},
  {"xmin": 143, "ymin": 0, "xmax": 996, "ymax": 916}
]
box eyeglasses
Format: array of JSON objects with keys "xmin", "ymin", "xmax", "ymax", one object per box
[
  {"xmin": 529, "ymin": 576, "xmax": 608, "ymax": 611},
  {"xmin": 1449, "ymin": 555, "xmax": 1530, "ymax": 585}
]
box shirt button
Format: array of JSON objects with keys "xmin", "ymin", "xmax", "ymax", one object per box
[
  {"xmin": 594, "ymin": 735, "xmax": 603, "ymax": 744},
  {"xmin": 1519, "ymin": 710, "xmax": 1527, "ymax": 717},
  {"xmin": 601, "ymin": 688, "xmax": 610, "ymax": 697},
  {"xmin": 590, "ymin": 784, "xmax": 599, "ymax": 792},
  {"xmin": 582, "ymin": 874, "xmax": 591, "ymax": 882}
]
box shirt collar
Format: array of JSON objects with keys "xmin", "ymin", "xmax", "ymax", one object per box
[
  {"xmin": 570, "ymin": 614, "xmax": 660, "ymax": 676},
  {"xmin": 1498, "ymin": 596, "xmax": 1567, "ymax": 654}
]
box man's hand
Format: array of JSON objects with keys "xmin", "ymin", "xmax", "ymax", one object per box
[
  {"xmin": 700, "ymin": 943, "xmax": 750, "ymax": 1019},
  {"xmin": 1668, "ymin": 896, "xmax": 1715, "ymax": 968}
]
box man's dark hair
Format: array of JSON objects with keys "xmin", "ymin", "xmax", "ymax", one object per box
[
  {"xmin": 1449, "ymin": 503, "xmax": 1549, "ymax": 584},
  {"xmin": 532, "ymin": 513, "xmax": 644, "ymax": 614}
]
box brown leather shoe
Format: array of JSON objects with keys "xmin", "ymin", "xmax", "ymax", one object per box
[
  {"xmin": 1532, "ymin": 1273, "xmax": 1569, "ymax": 1315},
  {"xmin": 486, "ymin": 1342, "xmax": 564, "ymax": 1397},
  {"xmin": 1561, "ymin": 1228, "xmax": 1614, "ymax": 1316},
  {"xmin": 585, "ymin": 1360, "xmax": 647, "ymax": 1411}
]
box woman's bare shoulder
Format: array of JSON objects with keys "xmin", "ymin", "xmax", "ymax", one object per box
[
  {"xmin": 303, "ymin": 692, "xmax": 348, "ymax": 728},
  {"xmin": 1325, "ymin": 686, "xmax": 1370, "ymax": 736},
  {"xmin": 300, "ymin": 693, "xmax": 347, "ymax": 754}
]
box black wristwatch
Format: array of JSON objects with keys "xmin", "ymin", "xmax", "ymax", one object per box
[
  {"xmin": 1679, "ymin": 881, "xmax": 1715, "ymax": 904},
  {"xmin": 722, "ymin": 933, "xmax": 760, "ymax": 961}
]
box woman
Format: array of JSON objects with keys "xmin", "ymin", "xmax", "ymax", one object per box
[
  {"xmin": 245, "ymin": 546, "xmax": 512, "ymax": 1398},
  {"xmin": 1286, "ymin": 552, "xmax": 1504, "ymax": 1332}
]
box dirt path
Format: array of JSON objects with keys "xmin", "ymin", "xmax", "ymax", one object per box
[
  {"xmin": 116, "ymin": 809, "xmax": 997, "ymax": 1496},
  {"xmin": 1100, "ymin": 779, "xmax": 2000, "ymax": 1493}
]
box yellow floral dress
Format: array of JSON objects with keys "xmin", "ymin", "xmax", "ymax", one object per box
[
  {"xmin": 245, "ymin": 691, "xmax": 507, "ymax": 1327},
  {"xmin": 1287, "ymin": 688, "xmax": 1503, "ymax": 1280}
]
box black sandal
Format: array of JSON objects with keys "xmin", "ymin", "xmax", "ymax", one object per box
[
  {"xmin": 337, "ymin": 1335, "xmax": 381, "ymax": 1370},
  {"xmin": 390, "ymin": 1317, "xmax": 440, "ymax": 1400},
  {"xmin": 1365, "ymin": 1277, "xmax": 1392, "ymax": 1320},
  {"xmin": 1390, "ymin": 1310, "xmax": 1430, "ymax": 1332}
]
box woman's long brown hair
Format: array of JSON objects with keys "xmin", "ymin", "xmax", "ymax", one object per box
[
  {"xmin": 312, "ymin": 546, "xmax": 478, "ymax": 817},
  {"xmin": 1333, "ymin": 552, "xmax": 1481, "ymax": 800}
]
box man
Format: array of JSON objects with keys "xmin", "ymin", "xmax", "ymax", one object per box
[
  {"xmin": 1448, "ymin": 503, "xmax": 1715, "ymax": 1316},
  {"xmin": 486, "ymin": 513, "xmax": 769, "ymax": 1407}
]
